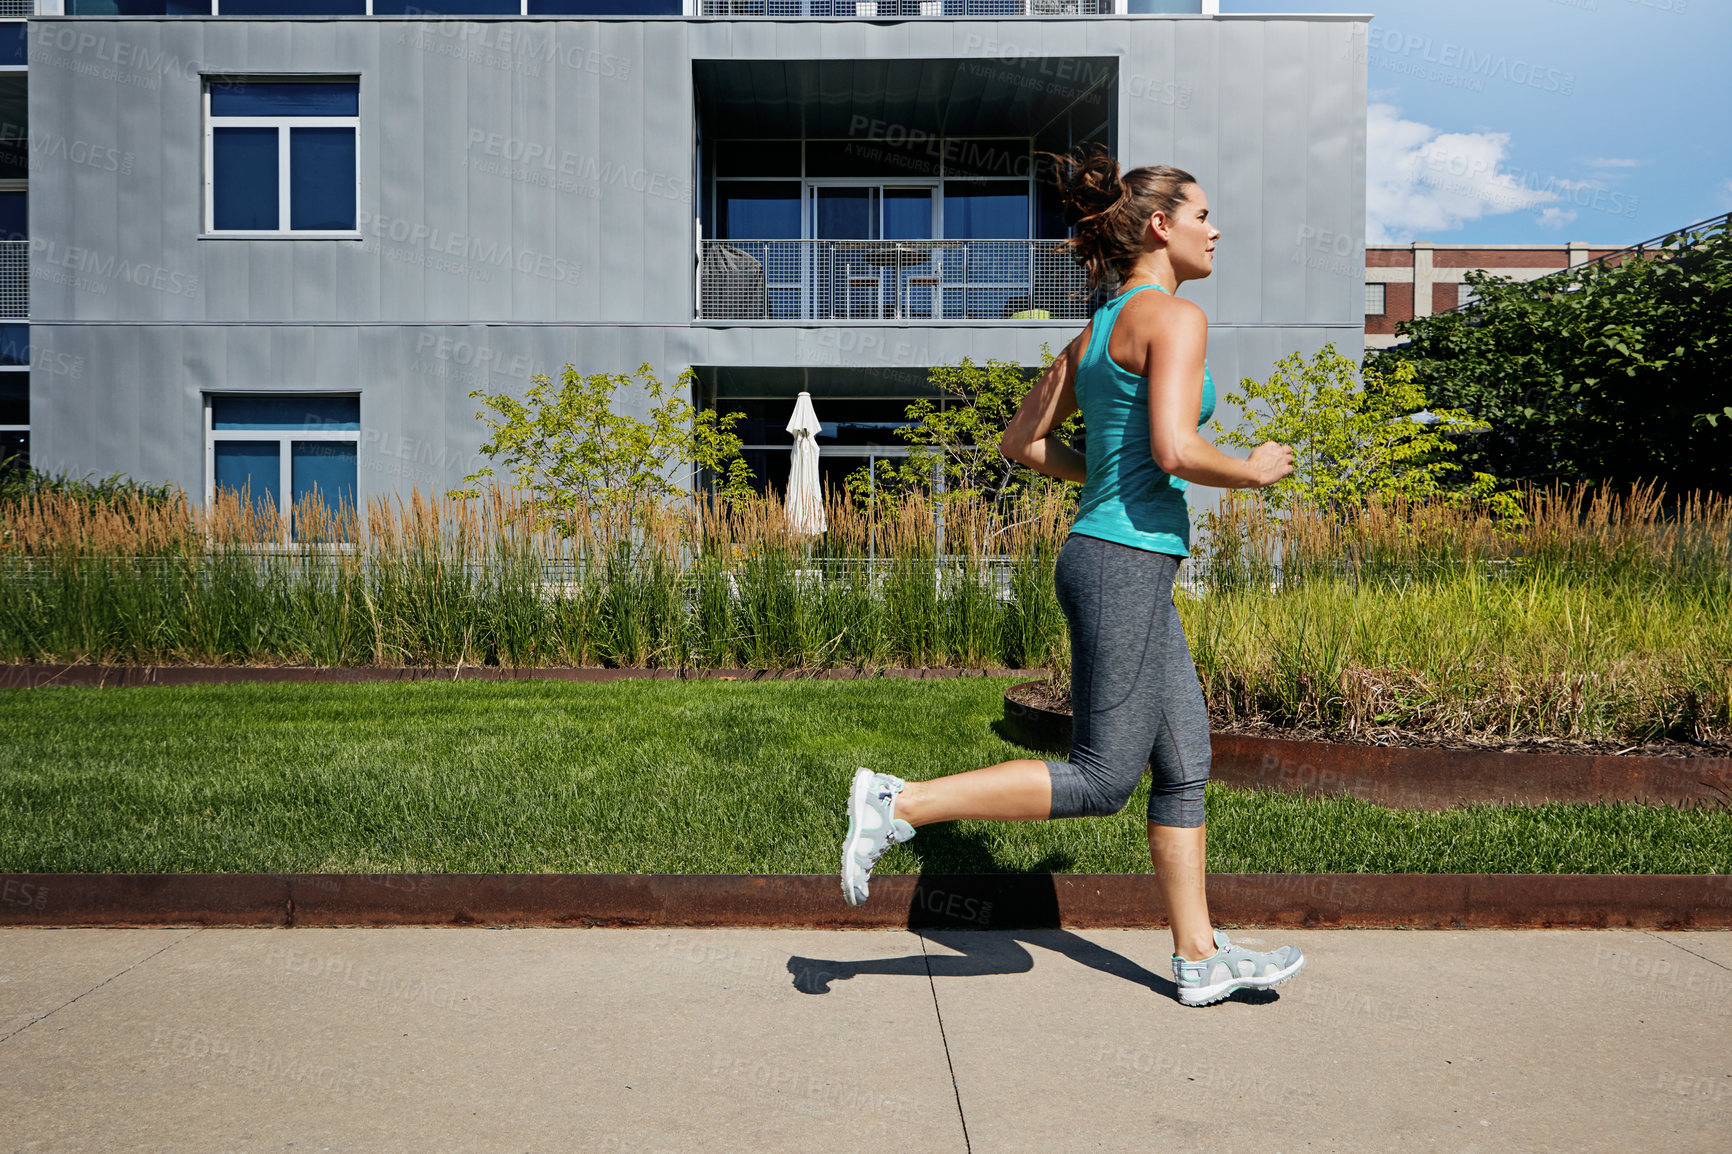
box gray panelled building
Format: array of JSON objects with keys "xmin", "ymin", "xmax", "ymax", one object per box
[{"xmin": 17, "ymin": 0, "xmax": 1368, "ymax": 525}]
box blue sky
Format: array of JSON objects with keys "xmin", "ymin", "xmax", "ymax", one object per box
[{"xmin": 1221, "ymin": 0, "xmax": 1731, "ymax": 245}]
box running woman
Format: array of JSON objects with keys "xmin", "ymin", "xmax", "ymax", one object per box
[{"xmin": 840, "ymin": 147, "xmax": 1307, "ymax": 1007}]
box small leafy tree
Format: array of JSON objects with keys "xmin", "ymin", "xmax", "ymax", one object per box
[
  {"xmin": 845, "ymin": 347, "xmax": 1084, "ymax": 511},
  {"xmin": 1220, "ymin": 344, "xmax": 1520, "ymax": 521},
  {"xmin": 1372, "ymin": 214, "xmax": 1732, "ymax": 491},
  {"xmin": 450, "ymin": 362, "xmax": 755, "ymax": 543}
]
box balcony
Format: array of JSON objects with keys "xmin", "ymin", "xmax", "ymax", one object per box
[{"xmin": 697, "ymin": 238, "xmax": 1089, "ymax": 322}]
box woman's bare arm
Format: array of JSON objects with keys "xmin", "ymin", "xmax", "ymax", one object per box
[
  {"xmin": 1144, "ymin": 302, "xmax": 1293, "ymax": 490},
  {"xmin": 1000, "ymin": 330, "xmax": 1089, "ymax": 485}
]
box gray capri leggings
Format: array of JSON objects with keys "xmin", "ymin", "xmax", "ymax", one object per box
[{"xmin": 1043, "ymin": 533, "xmax": 1212, "ymax": 827}]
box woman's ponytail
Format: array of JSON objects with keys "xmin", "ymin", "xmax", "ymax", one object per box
[{"xmin": 1039, "ymin": 144, "xmax": 1196, "ymax": 291}]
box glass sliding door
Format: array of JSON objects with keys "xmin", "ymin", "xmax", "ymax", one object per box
[
  {"xmin": 813, "ymin": 185, "xmax": 939, "ymax": 319},
  {"xmin": 713, "ymin": 181, "xmax": 802, "ymax": 319},
  {"xmin": 813, "ymin": 186, "xmax": 878, "ymax": 240},
  {"xmin": 883, "ymin": 187, "xmax": 940, "ymax": 318},
  {"xmin": 882, "ymin": 187, "xmax": 934, "ymax": 239},
  {"xmin": 942, "ymin": 180, "xmax": 1032, "ymax": 318},
  {"xmin": 813, "ymin": 187, "xmax": 879, "ymax": 319}
]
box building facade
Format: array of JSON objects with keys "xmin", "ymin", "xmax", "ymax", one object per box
[
  {"xmin": 21, "ymin": 0, "xmax": 1368, "ymax": 529},
  {"xmin": 1363, "ymin": 240, "xmax": 1628, "ymax": 351}
]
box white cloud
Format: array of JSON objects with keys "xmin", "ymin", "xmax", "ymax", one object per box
[
  {"xmin": 1366, "ymin": 103, "xmax": 1559, "ymax": 243},
  {"xmin": 1538, "ymin": 207, "xmax": 1578, "ymax": 229}
]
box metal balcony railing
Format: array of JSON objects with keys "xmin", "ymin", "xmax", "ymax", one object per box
[
  {"xmin": 697, "ymin": 239, "xmax": 1090, "ymax": 321},
  {"xmin": 0, "ymin": 240, "xmax": 25, "ymax": 320},
  {"xmin": 698, "ymin": 0, "xmax": 1117, "ymax": 13}
]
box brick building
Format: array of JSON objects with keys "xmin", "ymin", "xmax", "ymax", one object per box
[{"xmin": 1364, "ymin": 241, "xmax": 1627, "ymax": 350}]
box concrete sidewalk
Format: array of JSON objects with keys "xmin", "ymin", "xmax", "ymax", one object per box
[{"xmin": 2, "ymin": 928, "xmax": 1728, "ymax": 1153}]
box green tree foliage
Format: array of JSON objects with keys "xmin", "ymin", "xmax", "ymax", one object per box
[
  {"xmin": 1220, "ymin": 343, "xmax": 1518, "ymax": 519},
  {"xmin": 845, "ymin": 347, "xmax": 1083, "ymax": 509},
  {"xmin": 0, "ymin": 464, "xmax": 182, "ymax": 507},
  {"xmin": 451, "ymin": 362, "xmax": 755, "ymax": 530},
  {"xmin": 1369, "ymin": 214, "xmax": 1732, "ymax": 492}
]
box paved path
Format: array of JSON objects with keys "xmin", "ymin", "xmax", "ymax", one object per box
[{"xmin": 2, "ymin": 927, "xmax": 1729, "ymax": 1152}]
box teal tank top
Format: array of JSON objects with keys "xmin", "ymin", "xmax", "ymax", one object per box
[{"xmin": 1069, "ymin": 283, "xmax": 1217, "ymax": 558}]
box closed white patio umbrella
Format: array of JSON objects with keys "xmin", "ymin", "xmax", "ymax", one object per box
[{"xmin": 785, "ymin": 390, "xmax": 826, "ymax": 537}]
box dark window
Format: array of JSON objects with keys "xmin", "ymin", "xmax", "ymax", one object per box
[
  {"xmin": 944, "ymin": 180, "xmax": 1029, "ymax": 239},
  {"xmin": 291, "ymin": 441, "xmax": 358, "ymax": 540},
  {"xmin": 373, "ymin": 0, "xmax": 520, "ymax": 10},
  {"xmin": 213, "ymin": 441, "xmax": 281, "ymax": 518},
  {"xmin": 528, "ymin": 0, "xmax": 682, "ymax": 11},
  {"xmin": 0, "ymin": 23, "xmax": 26, "ymax": 68},
  {"xmin": 289, "ymin": 127, "xmax": 357, "ymax": 231},
  {"xmin": 814, "ymin": 187, "xmax": 877, "ymax": 240},
  {"xmin": 212, "ymin": 128, "xmax": 279, "ymax": 231},
  {"xmin": 1034, "ymin": 175, "xmax": 1069, "ymax": 239},
  {"xmin": 211, "ymin": 81, "xmax": 360, "ymax": 118},
  {"xmin": 0, "ymin": 191, "xmax": 23, "ymax": 243},
  {"xmin": 0, "ymin": 430, "xmax": 25, "ymax": 474},
  {"xmin": 67, "ymin": 0, "xmax": 210, "ymax": 13},
  {"xmin": 717, "ymin": 182, "xmax": 801, "ymax": 240},
  {"xmin": 0, "ymin": 325, "xmax": 26, "ymax": 367},
  {"xmin": 943, "ymin": 139, "xmax": 1031, "ymax": 179},
  {"xmin": 211, "ymin": 81, "xmax": 358, "ymax": 233},
  {"xmin": 721, "ymin": 398, "xmax": 926, "ymax": 448},
  {"xmin": 212, "ymin": 394, "xmax": 360, "ymax": 431},
  {"xmin": 216, "ymin": 0, "xmax": 366, "ymax": 14},
  {"xmin": 0, "ymin": 374, "xmax": 25, "ymax": 426},
  {"xmin": 715, "ymin": 140, "xmax": 802, "ymax": 179},
  {"xmin": 882, "ymin": 188, "xmax": 934, "ymax": 240},
  {"xmin": 806, "ymin": 138, "xmax": 940, "ymax": 180}
]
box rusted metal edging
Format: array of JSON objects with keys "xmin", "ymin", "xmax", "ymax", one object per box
[
  {"xmin": 1211, "ymin": 733, "xmax": 1732, "ymax": 810},
  {"xmin": 1003, "ymin": 682, "xmax": 1732, "ymax": 809},
  {"xmin": 3, "ymin": 873, "xmax": 1730, "ymax": 930}
]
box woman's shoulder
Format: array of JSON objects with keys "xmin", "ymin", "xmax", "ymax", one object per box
[
  {"xmin": 1120, "ymin": 286, "xmax": 1207, "ymax": 327},
  {"xmin": 1116, "ymin": 291, "xmax": 1208, "ymax": 356}
]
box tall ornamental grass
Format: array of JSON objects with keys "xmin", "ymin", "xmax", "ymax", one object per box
[
  {"xmin": 1187, "ymin": 484, "xmax": 1732, "ymax": 741},
  {"xmin": 5, "ymin": 478, "xmax": 1729, "ymax": 743},
  {"xmin": 0, "ymin": 483, "xmax": 1074, "ymax": 671}
]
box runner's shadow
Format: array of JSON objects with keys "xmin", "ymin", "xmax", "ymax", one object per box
[
  {"xmin": 790, "ymin": 827, "xmax": 1276, "ymax": 1005},
  {"xmin": 786, "ymin": 927, "xmax": 1186, "ymax": 1001}
]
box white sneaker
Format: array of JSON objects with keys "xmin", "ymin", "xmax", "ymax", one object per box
[
  {"xmin": 841, "ymin": 768, "xmax": 915, "ymax": 906},
  {"xmin": 1172, "ymin": 930, "xmax": 1307, "ymax": 1007}
]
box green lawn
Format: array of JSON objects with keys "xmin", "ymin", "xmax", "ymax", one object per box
[{"xmin": 2, "ymin": 678, "xmax": 1728, "ymax": 875}]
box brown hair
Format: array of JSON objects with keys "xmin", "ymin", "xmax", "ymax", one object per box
[{"xmin": 1040, "ymin": 144, "xmax": 1197, "ymax": 290}]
